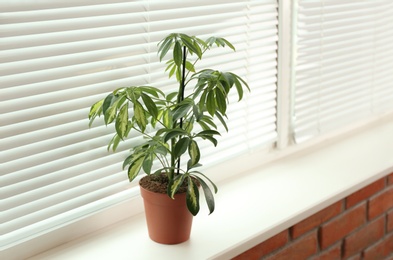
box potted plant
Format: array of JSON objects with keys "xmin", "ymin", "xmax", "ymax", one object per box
[{"xmin": 88, "ymin": 33, "xmax": 249, "ymax": 244}]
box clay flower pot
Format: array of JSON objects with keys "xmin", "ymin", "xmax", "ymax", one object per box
[{"xmin": 140, "ymin": 185, "xmax": 194, "ymax": 244}]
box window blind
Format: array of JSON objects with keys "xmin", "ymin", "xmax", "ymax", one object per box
[
  {"xmin": 1, "ymin": 0, "xmax": 278, "ymax": 249},
  {"xmin": 293, "ymin": 0, "xmax": 393, "ymax": 143}
]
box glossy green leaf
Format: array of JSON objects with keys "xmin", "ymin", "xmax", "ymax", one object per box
[
  {"xmin": 88, "ymin": 99, "xmax": 104, "ymax": 120},
  {"xmin": 142, "ymin": 153, "xmax": 154, "ymax": 175},
  {"xmin": 128, "ymin": 155, "xmax": 144, "ymax": 182},
  {"xmin": 186, "ymin": 177, "xmax": 200, "ymax": 216},
  {"xmin": 115, "ymin": 103, "xmax": 128, "ymax": 139},
  {"xmin": 196, "ymin": 130, "xmax": 220, "ymax": 136},
  {"xmin": 108, "ymin": 133, "xmax": 121, "ymax": 152},
  {"xmin": 214, "ymin": 111, "xmax": 228, "ymax": 132},
  {"xmin": 192, "ymin": 104, "xmax": 201, "ymax": 121},
  {"xmin": 163, "ymin": 109, "xmax": 173, "ymax": 128},
  {"xmin": 206, "ymin": 90, "xmax": 216, "ymax": 116},
  {"xmin": 164, "ymin": 128, "xmax": 188, "ymax": 143},
  {"xmin": 172, "ymin": 103, "xmax": 192, "ymax": 122},
  {"xmin": 185, "ymin": 61, "xmax": 195, "ymax": 72},
  {"xmin": 166, "ymin": 92, "xmax": 178, "ymax": 102},
  {"xmin": 198, "ymin": 90, "xmax": 208, "ymax": 112},
  {"xmin": 174, "ymin": 137, "xmax": 190, "ymax": 159},
  {"xmin": 104, "ymin": 103, "xmax": 118, "ymax": 125},
  {"xmin": 168, "ymin": 174, "xmax": 186, "ymax": 199},
  {"xmin": 221, "ymin": 37, "xmax": 235, "ymax": 50},
  {"xmin": 141, "ymin": 93, "xmax": 158, "ymax": 119},
  {"xmin": 201, "ymin": 135, "xmax": 218, "ymax": 147},
  {"xmin": 102, "ymin": 93, "xmax": 115, "ymax": 115},
  {"xmin": 233, "ymin": 77, "xmax": 244, "ymax": 101},
  {"xmin": 169, "ymin": 63, "xmax": 177, "ymax": 78},
  {"xmin": 158, "ymin": 37, "xmax": 173, "ymax": 61},
  {"xmin": 194, "ymin": 176, "xmax": 215, "ymax": 214},
  {"xmin": 188, "ymin": 140, "xmax": 200, "ymax": 168},
  {"xmin": 134, "ymin": 101, "xmax": 147, "ymax": 132},
  {"xmin": 189, "ymin": 170, "xmax": 218, "ymax": 193},
  {"xmin": 199, "ymin": 115, "xmax": 217, "ymax": 129},
  {"xmin": 139, "ymin": 86, "xmax": 164, "ymax": 98},
  {"xmin": 173, "ymin": 41, "xmax": 182, "ymax": 66},
  {"xmin": 215, "ymin": 88, "xmax": 227, "ymax": 114}
]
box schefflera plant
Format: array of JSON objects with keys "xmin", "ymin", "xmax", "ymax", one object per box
[{"xmin": 88, "ymin": 33, "xmax": 249, "ymax": 216}]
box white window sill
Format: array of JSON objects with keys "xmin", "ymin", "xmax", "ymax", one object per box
[{"xmin": 27, "ymin": 117, "xmax": 393, "ymax": 260}]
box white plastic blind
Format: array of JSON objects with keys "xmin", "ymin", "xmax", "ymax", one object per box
[
  {"xmin": 293, "ymin": 0, "xmax": 393, "ymax": 143},
  {"xmin": 1, "ymin": 0, "xmax": 278, "ymax": 249}
]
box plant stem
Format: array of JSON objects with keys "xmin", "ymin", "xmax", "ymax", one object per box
[{"xmin": 176, "ymin": 46, "xmax": 187, "ymax": 176}]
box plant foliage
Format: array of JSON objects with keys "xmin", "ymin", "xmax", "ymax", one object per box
[{"xmin": 89, "ymin": 33, "xmax": 249, "ymax": 216}]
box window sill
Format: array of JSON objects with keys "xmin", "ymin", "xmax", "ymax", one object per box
[{"xmin": 28, "ymin": 118, "xmax": 393, "ymax": 260}]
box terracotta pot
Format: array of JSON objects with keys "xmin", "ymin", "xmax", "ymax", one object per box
[{"xmin": 139, "ymin": 185, "xmax": 193, "ymax": 244}]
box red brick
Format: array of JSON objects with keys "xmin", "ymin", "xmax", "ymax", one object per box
[
  {"xmin": 388, "ymin": 209, "xmax": 393, "ymax": 233},
  {"xmin": 368, "ymin": 186, "xmax": 393, "ymax": 219},
  {"xmin": 388, "ymin": 173, "xmax": 393, "ymax": 186},
  {"xmin": 343, "ymin": 216, "xmax": 385, "ymax": 258},
  {"xmin": 319, "ymin": 203, "xmax": 367, "ymax": 249},
  {"xmin": 363, "ymin": 233, "xmax": 393, "ymax": 260},
  {"xmin": 290, "ymin": 201, "xmax": 342, "ymax": 239},
  {"xmin": 232, "ymin": 230, "xmax": 288, "ymax": 260},
  {"xmin": 310, "ymin": 242, "xmax": 341, "ymax": 260},
  {"xmin": 347, "ymin": 254, "xmax": 362, "ymax": 260},
  {"xmin": 265, "ymin": 231, "xmax": 318, "ymax": 260},
  {"xmin": 346, "ymin": 179, "xmax": 385, "ymax": 208}
]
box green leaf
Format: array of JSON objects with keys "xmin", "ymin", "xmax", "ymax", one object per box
[
  {"xmin": 197, "ymin": 120, "xmax": 210, "ymax": 131},
  {"xmin": 196, "ymin": 130, "xmax": 221, "ymax": 136},
  {"xmin": 201, "ymin": 135, "xmax": 218, "ymax": 147},
  {"xmin": 173, "ymin": 41, "xmax": 182, "ymax": 66},
  {"xmin": 139, "ymin": 86, "xmax": 165, "ymax": 98},
  {"xmin": 164, "ymin": 128, "xmax": 188, "ymax": 143},
  {"xmin": 108, "ymin": 133, "xmax": 121, "ymax": 151},
  {"xmin": 198, "ymin": 90, "xmax": 208, "ymax": 112},
  {"xmin": 192, "ymin": 104, "xmax": 201, "ymax": 121},
  {"xmin": 168, "ymin": 174, "xmax": 186, "ymax": 199},
  {"xmin": 189, "ymin": 170, "xmax": 218, "ymax": 193},
  {"xmin": 141, "ymin": 93, "xmax": 158, "ymax": 119},
  {"xmin": 221, "ymin": 37, "xmax": 236, "ymax": 51},
  {"xmin": 215, "ymin": 111, "xmax": 228, "ymax": 132},
  {"xmin": 166, "ymin": 92, "xmax": 178, "ymax": 102},
  {"xmin": 102, "ymin": 93, "xmax": 115, "ymax": 115},
  {"xmin": 188, "ymin": 140, "xmax": 200, "ymax": 168},
  {"xmin": 142, "ymin": 153, "xmax": 154, "ymax": 174},
  {"xmin": 104, "ymin": 103, "xmax": 118, "ymax": 125},
  {"xmin": 169, "ymin": 63, "xmax": 177, "ymax": 78},
  {"xmin": 88, "ymin": 99, "xmax": 104, "ymax": 120},
  {"xmin": 158, "ymin": 37, "xmax": 173, "ymax": 61},
  {"xmin": 174, "ymin": 137, "xmax": 190, "ymax": 159},
  {"xmin": 123, "ymin": 154, "xmax": 134, "ymax": 170},
  {"xmin": 180, "ymin": 34, "xmax": 202, "ymax": 58},
  {"xmin": 172, "ymin": 103, "xmax": 192, "ymax": 122},
  {"xmin": 194, "ymin": 176, "xmax": 215, "ymax": 215},
  {"xmin": 134, "ymin": 101, "xmax": 147, "ymax": 132},
  {"xmin": 115, "ymin": 104, "xmax": 129, "ymax": 139},
  {"xmin": 186, "ymin": 177, "xmax": 200, "ymax": 216},
  {"xmin": 206, "ymin": 90, "xmax": 216, "ymax": 116},
  {"xmin": 199, "ymin": 115, "xmax": 217, "ymax": 129},
  {"xmin": 233, "ymin": 77, "xmax": 244, "ymax": 101},
  {"xmin": 163, "ymin": 109, "xmax": 173, "ymax": 128},
  {"xmin": 185, "ymin": 61, "xmax": 195, "ymax": 72},
  {"xmin": 215, "ymin": 88, "xmax": 227, "ymax": 114},
  {"xmin": 128, "ymin": 155, "xmax": 145, "ymax": 182}
]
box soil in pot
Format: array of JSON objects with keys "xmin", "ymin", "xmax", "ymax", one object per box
[{"xmin": 139, "ymin": 174, "xmax": 194, "ymax": 245}]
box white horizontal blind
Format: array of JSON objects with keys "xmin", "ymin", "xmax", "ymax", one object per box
[
  {"xmin": 293, "ymin": 0, "xmax": 393, "ymax": 143},
  {"xmin": 0, "ymin": 0, "xmax": 278, "ymax": 249}
]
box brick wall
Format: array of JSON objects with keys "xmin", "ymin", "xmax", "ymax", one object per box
[{"xmin": 233, "ymin": 172, "xmax": 393, "ymax": 260}]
